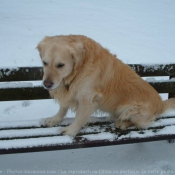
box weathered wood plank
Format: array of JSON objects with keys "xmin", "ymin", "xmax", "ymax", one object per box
[
  {"xmin": 149, "ymin": 81, "xmax": 175, "ymax": 93},
  {"xmin": 0, "ymin": 134, "xmax": 175, "ymax": 155},
  {"xmin": 0, "ymin": 67, "xmax": 43, "ymax": 82},
  {"xmin": 129, "ymin": 64, "xmax": 175, "ymax": 77},
  {"xmin": 0, "ymin": 86, "xmax": 50, "ymax": 101},
  {"xmin": 0, "ymin": 81, "xmax": 175, "ymax": 101},
  {"xmin": 0, "ymin": 64, "xmax": 175, "ymax": 82}
]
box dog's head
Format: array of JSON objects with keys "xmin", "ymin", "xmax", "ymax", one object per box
[{"xmin": 36, "ymin": 36, "xmax": 83, "ymax": 91}]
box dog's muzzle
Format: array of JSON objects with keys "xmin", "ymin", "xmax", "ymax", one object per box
[{"xmin": 43, "ymin": 80, "xmax": 53, "ymax": 89}]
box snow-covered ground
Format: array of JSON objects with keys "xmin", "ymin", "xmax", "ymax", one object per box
[{"xmin": 0, "ymin": 0, "xmax": 175, "ymax": 174}]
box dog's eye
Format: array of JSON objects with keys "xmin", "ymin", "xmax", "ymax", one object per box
[
  {"xmin": 43, "ymin": 61, "xmax": 48, "ymax": 66},
  {"xmin": 57, "ymin": 63, "xmax": 64, "ymax": 68}
]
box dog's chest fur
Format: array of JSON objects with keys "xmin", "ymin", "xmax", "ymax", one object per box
[{"xmin": 49, "ymin": 83, "xmax": 79, "ymax": 110}]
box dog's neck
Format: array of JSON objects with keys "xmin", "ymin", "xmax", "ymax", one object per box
[
  {"xmin": 64, "ymin": 84, "xmax": 69, "ymax": 91},
  {"xmin": 63, "ymin": 70, "xmax": 77, "ymax": 91}
]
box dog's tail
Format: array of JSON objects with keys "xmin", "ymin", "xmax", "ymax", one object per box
[{"xmin": 162, "ymin": 98, "xmax": 175, "ymax": 113}]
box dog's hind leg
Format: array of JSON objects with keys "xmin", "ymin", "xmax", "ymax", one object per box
[
  {"xmin": 130, "ymin": 113, "xmax": 155, "ymax": 129},
  {"xmin": 115, "ymin": 119, "xmax": 133, "ymax": 130},
  {"xmin": 115, "ymin": 104, "xmax": 154, "ymax": 130}
]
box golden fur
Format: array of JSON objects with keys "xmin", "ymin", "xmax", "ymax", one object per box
[{"xmin": 37, "ymin": 35, "xmax": 175, "ymax": 136}]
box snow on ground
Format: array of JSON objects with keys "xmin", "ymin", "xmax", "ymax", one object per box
[
  {"xmin": 1, "ymin": 141, "xmax": 175, "ymax": 175},
  {"xmin": 0, "ymin": 0, "xmax": 175, "ymax": 175}
]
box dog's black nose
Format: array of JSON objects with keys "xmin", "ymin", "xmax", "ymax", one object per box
[{"xmin": 43, "ymin": 80, "xmax": 53, "ymax": 89}]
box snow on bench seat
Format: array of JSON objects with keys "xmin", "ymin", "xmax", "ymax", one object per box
[{"xmin": 0, "ymin": 116, "xmax": 175, "ymax": 155}]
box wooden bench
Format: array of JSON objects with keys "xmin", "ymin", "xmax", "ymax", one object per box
[{"xmin": 0, "ymin": 64, "xmax": 175, "ymax": 155}]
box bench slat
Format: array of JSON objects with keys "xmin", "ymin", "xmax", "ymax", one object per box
[
  {"xmin": 129, "ymin": 64, "xmax": 175, "ymax": 77},
  {"xmin": 0, "ymin": 64, "xmax": 175, "ymax": 82},
  {"xmin": 0, "ymin": 120, "xmax": 174, "ymax": 141},
  {"xmin": 0, "ymin": 81, "xmax": 175, "ymax": 101},
  {"xmin": 0, "ymin": 116, "xmax": 175, "ymax": 155},
  {"xmin": 0, "ymin": 67, "xmax": 43, "ymax": 82},
  {"xmin": 0, "ymin": 86, "xmax": 50, "ymax": 101},
  {"xmin": 1, "ymin": 134, "xmax": 175, "ymax": 155}
]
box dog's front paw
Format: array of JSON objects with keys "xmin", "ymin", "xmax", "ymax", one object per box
[
  {"xmin": 44, "ymin": 117, "xmax": 61, "ymax": 127},
  {"xmin": 61, "ymin": 125, "xmax": 79, "ymax": 137}
]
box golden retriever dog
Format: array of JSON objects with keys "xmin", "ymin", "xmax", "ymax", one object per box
[{"xmin": 37, "ymin": 35, "xmax": 175, "ymax": 136}]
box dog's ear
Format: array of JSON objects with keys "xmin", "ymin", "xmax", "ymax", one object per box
[
  {"xmin": 69, "ymin": 42, "xmax": 83, "ymax": 71},
  {"xmin": 36, "ymin": 43, "xmax": 42, "ymax": 58},
  {"xmin": 36, "ymin": 37, "xmax": 50, "ymax": 58},
  {"xmin": 36, "ymin": 41, "xmax": 45, "ymax": 58}
]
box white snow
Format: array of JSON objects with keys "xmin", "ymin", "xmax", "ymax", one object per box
[
  {"xmin": 0, "ymin": 0, "xmax": 175, "ymax": 174},
  {"xmin": 0, "ymin": 119, "xmax": 41, "ymax": 129},
  {"xmin": 146, "ymin": 78, "xmax": 156, "ymax": 82},
  {"xmin": 0, "ymin": 127, "xmax": 60, "ymax": 139},
  {"xmin": 0, "ymin": 136, "xmax": 73, "ymax": 150},
  {"xmin": 82, "ymin": 132, "xmax": 116, "ymax": 141},
  {"xmin": 151, "ymin": 118, "xmax": 175, "ymax": 127},
  {"xmin": 145, "ymin": 78, "xmax": 175, "ymax": 83},
  {"xmin": 0, "ymin": 82, "xmax": 33, "ymax": 88},
  {"xmin": 118, "ymin": 125, "xmax": 175, "ymax": 140}
]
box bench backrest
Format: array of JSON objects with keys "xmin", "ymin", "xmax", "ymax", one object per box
[{"xmin": 0, "ymin": 64, "xmax": 175, "ymax": 101}]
